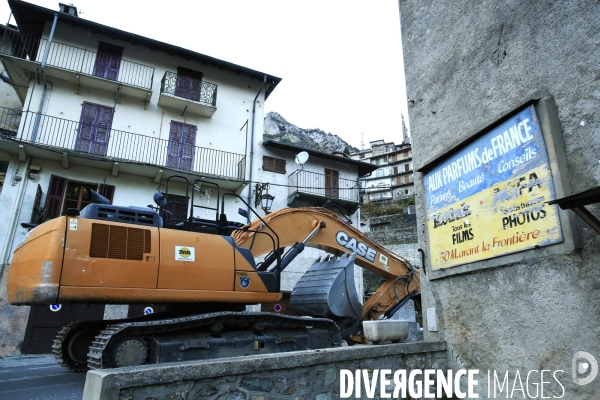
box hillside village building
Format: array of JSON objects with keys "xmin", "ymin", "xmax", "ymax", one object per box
[
  {"xmin": 0, "ymin": 1, "xmax": 377, "ymax": 357},
  {"xmin": 350, "ymin": 117, "xmax": 414, "ymax": 203}
]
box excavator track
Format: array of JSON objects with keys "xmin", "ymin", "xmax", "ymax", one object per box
[
  {"xmin": 53, "ymin": 313, "xmax": 173, "ymax": 372},
  {"xmin": 81, "ymin": 312, "xmax": 342, "ymax": 370},
  {"xmin": 53, "ymin": 320, "xmax": 112, "ymax": 372}
]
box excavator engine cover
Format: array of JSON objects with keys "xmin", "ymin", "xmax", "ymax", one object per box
[{"xmin": 291, "ymin": 253, "xmax": 362, "ymax": 337}]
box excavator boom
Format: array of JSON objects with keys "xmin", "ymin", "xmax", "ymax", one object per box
[{"xmin": 232, "ymin": 207, "xmax": 421, "ymax": 333}]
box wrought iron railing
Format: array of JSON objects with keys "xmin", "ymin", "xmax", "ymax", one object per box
[
  {"xmin": 0, "ymin": 29, "xmax": 154, "ymax": 89},
  {"xmin": 288, "ymin": 169, "xmax": 359, "ymax": 202},
  {"xmin": 0, "ymin": 108, "xmax": 245, "ymax": 180},
  {"xmin": 0, "ymin": 106, "xmax": 22, "ymax": 135},
  {"xmin": 160, "ymin": 71, "xmax": 218, "ymax": 106}
]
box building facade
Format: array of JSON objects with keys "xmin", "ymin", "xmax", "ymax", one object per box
[
  {"xmin": 351, "ymin": 117, "xmax": 414, "ymax": 203},
  {"xmin": 0, "ymin": 0, "xmax": 280, "ymax": 356}
]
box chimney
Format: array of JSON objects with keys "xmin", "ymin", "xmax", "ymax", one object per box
[{"xmin": 58, "ymin": 3, "xmax": 78, "ymax": 17}]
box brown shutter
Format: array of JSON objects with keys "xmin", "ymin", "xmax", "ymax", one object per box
[
  {"xmin": 263, "ymin": 156, "xmax": 286, "ymax": 174},
  {"xmin": 98, "ymin": 184, "xmax": 115, "ymax": 204},
  {"xmin": 262, "ymin": 156, "xmax": 272, "ymax": 171},
  {"xmin": 43, "ymin": 175, "xmax": 67, "ymax": 220},
  {"xmin": 30, "ymin": 184, "xmax": 43, "ymax": 223},
  {"xmin": 275, "ymin": 158, "xmax": 286, "ymax": 174}
]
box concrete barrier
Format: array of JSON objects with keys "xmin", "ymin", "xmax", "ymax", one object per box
[{"xmin": 83, "ymin": 340, "xmax": 446, "ymax": 400}]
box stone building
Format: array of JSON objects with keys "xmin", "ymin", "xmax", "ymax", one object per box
[{"xmin": 400, "ymin": 0, "xmax": 600, "ymax": 397}]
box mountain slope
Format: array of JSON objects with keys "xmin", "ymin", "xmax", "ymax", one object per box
[{"xmin": 264, "ymin": 112, "xmax": 359, "ymax": 154}]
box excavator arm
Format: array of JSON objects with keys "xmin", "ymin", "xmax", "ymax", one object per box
[{"xmin": 232, "ymin": 207, "xmax": 421, "ymax": 341}]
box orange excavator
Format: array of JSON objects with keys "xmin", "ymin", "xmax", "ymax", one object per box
[{"xmin": 7, "ymin": 176, "xmax": 420, "ymax": 371}]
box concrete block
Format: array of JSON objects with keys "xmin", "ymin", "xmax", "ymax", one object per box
[{"xmin": 363, "ymin": 320, "xmax": 409, "ymax": 344}]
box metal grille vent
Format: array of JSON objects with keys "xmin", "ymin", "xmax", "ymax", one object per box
[{"xmin": 90, "ymin": 223, "xmax": 150, "ymax": 260}]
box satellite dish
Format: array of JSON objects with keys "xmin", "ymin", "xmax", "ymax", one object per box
[{"xmin": 295, "ymin": 151, "xmax": 309, "ymax": 165}]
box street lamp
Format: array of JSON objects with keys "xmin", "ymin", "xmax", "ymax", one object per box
[
  {"xmin": 260, "ymin": 192, "xmax": 274, "ymax": 214},
  {"xmin": 255, "ymin": 183, "xmax": 275, "ymax": 214}
]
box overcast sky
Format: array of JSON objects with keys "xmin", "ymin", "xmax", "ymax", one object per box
[{"xmin": 0, "ymin": 0, "xmax": 409, "ymax": 150}]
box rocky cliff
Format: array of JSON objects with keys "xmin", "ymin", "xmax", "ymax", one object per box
[{"xmin": 264, "ymin": 112, "xmax": 359, "ymax": 154}]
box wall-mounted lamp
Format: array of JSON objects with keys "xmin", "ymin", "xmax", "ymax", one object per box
[{"xmin": 255, "ymin": 183, "xmax": 275, "ymax": 214}]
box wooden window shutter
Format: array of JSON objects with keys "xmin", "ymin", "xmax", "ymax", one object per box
[
  {"xmin": 43, "ymin": 175, "xmax": 67, "ymax": 220},
  {"xmin": 30, "ymin": 184, "xmax": 43, "ymax": 223},
  {"xmin": 263, "ymin": 156, "xmax": 286, "ymax": 175},
  {"xmin": 274, "ymin": 158, "xmax": 286, "ymax": 174},
  {"xmin": 98, "ymin": 184, "xmax": 116, "ymax": 204}
]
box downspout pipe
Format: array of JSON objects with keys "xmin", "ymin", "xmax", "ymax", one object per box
[
  {"xmin": 1, "ymin": 156, "xmax": 31, "ymax": 267},
  {"xmin": 32, "ymin": 13, "xmax": 58, "ymax": 142},
  {"xmin": 245, "ymin": 75, "xmax": 267, "ymax": 219}
]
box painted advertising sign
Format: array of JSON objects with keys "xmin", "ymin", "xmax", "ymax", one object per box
[{"xmin": 424, "ymin": 105, "xmax": 563, "ymax": 271}]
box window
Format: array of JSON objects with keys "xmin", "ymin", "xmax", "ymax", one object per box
[
  {"xmin": 405, "ymin": 164, "xmax": 410, "ymax": 172},
  {"xmin": 376, "ymin": 169, "xmax": 384, "ymax": 177},
  {"xmin": 93, "ymin": 42, "xmax": 123, "ymax": 81},
  {"xmin": 404, "ymin": 175, "xmax": 410, "ymax": 183},
  {"xmin": 166, "ymin": 121, "xmax": 197, "ymax": 171},
  {"xmin": 161, "ymin": 193, "xmax": 189, "ymax": 225},
  {"xmin": 359, "ymin": 153, "xmax": 365, "ymax": 159},
  {"xmin": 393, "ymin": 166, "xmax": 398, "ymax": 175},
  {"xmin": 396, "ymin": 177, "xmax": 402, "ymax": 185},
  {"xmin": 42, "ymin": 175, "xmax": 115, "ymax": 221},
  {"xmin": 75, "ymin": 102, "xmax": 114, "ymax": 156},
  {"xmin": 263, "ymin": 156, "xmax": 286, "ymax": 174}
]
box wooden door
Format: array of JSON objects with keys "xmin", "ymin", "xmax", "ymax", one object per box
[
  {"xmin": 93, "ymin": 42, "xmax": 123, "ymax": 81},
  {"xmin": 324, "ymin": 168, "xmax": 339, "ymax": 199},
  {"xmin": 175, "ymin": 67, "xmax": 203, "ymax": 101},
  {"xmin": 75, "ymin": 102, "xmax": 114, "ymax": 156},
  {"xmin": 21, "ymin": 304, "xmax": 105, "ymax": 354},
  {"xmin": 166, "ymin": 121, "xmax": 197, "ymax": 171}
]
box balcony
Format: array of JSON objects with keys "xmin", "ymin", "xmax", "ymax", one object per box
[
  {"xmin": 288, "ymin": 169, "xmax": 360, "ymax": 214},
  {"xmin": 158, "ymin": 71, "xmax": 218, "ymax": 117},
  {"xmin": 0, "ymin": 29, "xmax": 154, "ymax": 103},
  {"xmin": 0, "ymin": 107, "xmax": 246, "ymax": 189}
]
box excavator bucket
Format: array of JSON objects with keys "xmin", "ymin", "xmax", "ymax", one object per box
[{"xmin": 291, "ymin": 253, "xmax": 363, "ymax": 329}]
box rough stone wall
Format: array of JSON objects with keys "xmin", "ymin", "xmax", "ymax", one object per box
[
  {"xmin": 364, "ymin": 214, "xmax": 418, "ymax": 245},
  {"xmin": 84, "ymin": 342, "xmax": 447, "ymax": 400},
  {"xmin": 400, "ymin": 0, "xmax": 600, "ymax": 398},
  {"xmin": 0, "ymin": 264, "xmax": 29, "ymax": 357}
]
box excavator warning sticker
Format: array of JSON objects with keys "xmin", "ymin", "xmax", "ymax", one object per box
[
  {"xmin": 69, "ymin": 218, "xmax": 77, "ymax": 231},
  {"xmin": 175, "ymin": 246, "xmax": 195, "ymax": 261}
]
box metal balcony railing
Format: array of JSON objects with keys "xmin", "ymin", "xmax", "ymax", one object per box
[
  {"xmin": 160, "ymin": 71, "xmax": 217, "ymax": 106},
  {"xmin": 0, "ymin": 106, "xmax": 22, "ymax": 135},
  {"xmin": 0, "ymin": 108, "xmax": 245, "ymax": 180},
  {"xmin": 0, "ymin": 29, "xmax": 154, "ymax": 89},
  {"xmin": 288, "ymin": 169, "xmax": 359, "ymax": 203}
]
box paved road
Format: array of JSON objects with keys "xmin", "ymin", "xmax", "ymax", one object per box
[{"xmin": 0, "ymin": 356, "xmax": 85, "ymax": 400}]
